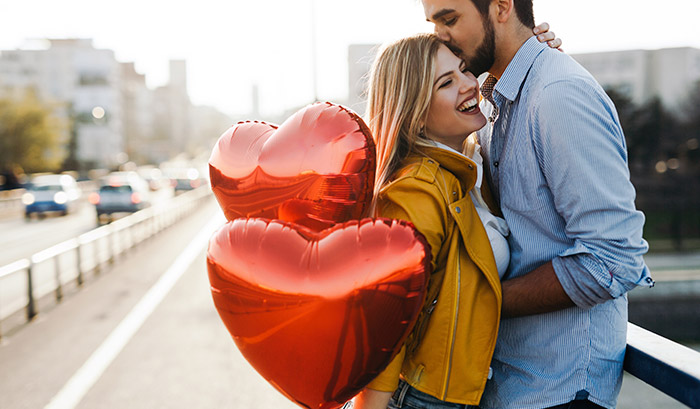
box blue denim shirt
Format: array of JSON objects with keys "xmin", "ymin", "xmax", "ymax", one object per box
[{"xmin": 477, "ymin": 36, "xmax": 653, "ymax": 409}]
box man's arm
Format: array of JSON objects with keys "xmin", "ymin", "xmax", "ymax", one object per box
[
  {"xmin": 504, "ymin": 78, "xmax": 652, "ymax": 316},
  {"xmin": 501, "ymin": 261, "xmax": 574, "ymax": 318}
]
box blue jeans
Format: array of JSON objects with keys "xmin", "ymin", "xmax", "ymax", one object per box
[{"xmin": 387, "ymin": 380, "xmax": 478, "ymax": 409}]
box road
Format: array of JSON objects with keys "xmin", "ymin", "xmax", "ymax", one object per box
[
  {"xmin": 0, "ymin": 198, "xmax": 300, "ymax": 409},
  {"xmin": 0, "ymin": 187, "xmax": 175, "ymax": 267},
  {"xmin": 0, "ymin": 197, "xmax": 697, "ymax": 409}
]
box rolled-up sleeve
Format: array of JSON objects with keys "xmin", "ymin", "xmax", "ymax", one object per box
[{"xmin": 532, "ymin": 79, "xmax": 653, "ymax": 309}]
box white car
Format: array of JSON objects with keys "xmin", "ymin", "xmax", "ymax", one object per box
[{"xmin": 22, "ymin": 174, "xmax": 82, "ymax": 219}]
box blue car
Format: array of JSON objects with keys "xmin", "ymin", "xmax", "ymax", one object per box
[{"xmin": 23, "ymin": 174, "xmax": 82, "ymax": 219}]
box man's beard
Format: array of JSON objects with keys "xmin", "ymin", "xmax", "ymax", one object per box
[{"xmin": 448, "ymin": 14, "xmax": 496, "ymax": 77}]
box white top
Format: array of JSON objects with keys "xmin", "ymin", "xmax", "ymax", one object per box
[{"xmin": 432, "ymin": 141, "xmax": 510, "ymax": 278}]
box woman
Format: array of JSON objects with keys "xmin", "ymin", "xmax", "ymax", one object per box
[{"xmin": 352, "ymin": 26, "xmax": 560, "ymax": 409}]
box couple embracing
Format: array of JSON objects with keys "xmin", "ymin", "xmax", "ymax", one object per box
[{"xmin": 349, "ymin": 1, "xmax": 653, "ymax": 408}]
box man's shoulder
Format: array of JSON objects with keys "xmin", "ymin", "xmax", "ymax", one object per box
[
  {"xmin": 529, "ymin": 48, "xmax": 598, "ymax": 89},
  {"xmin": 525, "ymin": 49, "xmax": 610, "ymax": 107}
]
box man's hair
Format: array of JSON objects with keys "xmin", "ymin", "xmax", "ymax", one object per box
[{"xmin": 469, "ymin": 0, "xmax": 535, "ymax": 28}]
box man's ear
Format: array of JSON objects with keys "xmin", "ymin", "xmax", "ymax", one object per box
[{"xmin": 493, "ymin": 0, "xmax": 514, "ymax": 23}]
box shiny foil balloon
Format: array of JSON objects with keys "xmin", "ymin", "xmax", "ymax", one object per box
[
  {"xmin": 209, "ymin": 102, "xmax": 375, "ymax": 231},
  {"xmin": 207, "ymin": 218, "xmax": 430, "ymax": 409}
]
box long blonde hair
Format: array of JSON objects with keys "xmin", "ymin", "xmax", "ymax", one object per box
[{"xmin": 366, "ymin": 33, "xmax": 443, "ymax": 212}]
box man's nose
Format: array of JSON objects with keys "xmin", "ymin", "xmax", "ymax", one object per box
[{"xmin": 434, "ymin": 25, "xmax": 450, "ymax": 42}]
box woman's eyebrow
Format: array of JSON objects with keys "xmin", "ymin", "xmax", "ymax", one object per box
[{"xmin": 433, "ymin": 70, "xmax": 453, "ymax": 86}]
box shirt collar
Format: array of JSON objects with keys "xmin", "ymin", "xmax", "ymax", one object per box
[
  {"xmin": 491, "ymin": 35, "xmax": 548, "ymax": 102},
  {"xmin": 430, "ymin": 140, "xmax": 466, "ymax": 158}
]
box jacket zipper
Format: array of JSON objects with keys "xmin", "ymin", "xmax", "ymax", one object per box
[{"xmin": 442, "ymin": 257, "xmax": 460, "ymax": 399}]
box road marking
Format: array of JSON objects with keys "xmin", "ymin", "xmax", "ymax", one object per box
[{"xmin": 44, "ymin": 213, "xmax": 225, "ymax": 409}]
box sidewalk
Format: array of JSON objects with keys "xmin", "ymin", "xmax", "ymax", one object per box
[{"xmin": 643, "ymin": 251, "xmax": 700, "ymax": 282}]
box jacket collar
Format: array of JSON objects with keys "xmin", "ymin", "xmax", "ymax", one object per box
[{"xmin": 408, "ymin": 144, "xmax": 478, "ymax": 193}]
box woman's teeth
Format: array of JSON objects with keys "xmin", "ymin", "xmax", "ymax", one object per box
[{"xmin": 458, "ymin": 97, "xmax": 479, "ymax": 112}]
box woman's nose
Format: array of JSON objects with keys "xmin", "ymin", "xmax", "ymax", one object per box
[{"xmin": 459, "ymin": 75, "xmax": 477, "ymax": 94}]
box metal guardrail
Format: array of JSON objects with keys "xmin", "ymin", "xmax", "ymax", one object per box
[
  {"xmin": 0, "ymin": 187, "xmax": 212, "ymax": 337},
  {"xmin": 625, "ymin": 323, "xmax": 700, "ymax": 408}
]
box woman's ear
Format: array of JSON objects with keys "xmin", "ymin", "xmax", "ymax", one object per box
[{"xmin": 419, "ymin": 125, "xmax": 427, "ymax": 138}]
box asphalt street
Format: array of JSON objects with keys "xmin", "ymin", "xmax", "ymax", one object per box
[{"xmin": 0, "ymin": 199, "xmax": 298, "ymax": 409}]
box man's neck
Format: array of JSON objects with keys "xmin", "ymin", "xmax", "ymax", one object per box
[{"xmin": 488, "ymin": 25, "xmax": 533, "ymax": 79}]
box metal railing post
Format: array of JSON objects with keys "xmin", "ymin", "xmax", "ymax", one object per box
[
  {"xmin": 94, "ymin": 237, "xmax": 101, "ymax": 275},
  {"xmin": 26, "ymin": 262, "xmax": 36, "ymax": 320},
  {"xmin": 54, "ymin": 255, "xmax": 63, "ymax": 302},
  {"xmin": 76, "ymin": 242, "xmax": 83, "ymax": 286},
  {"xmin": 108, "ymin": 229, "xmax": 114, "ymax": 265}
]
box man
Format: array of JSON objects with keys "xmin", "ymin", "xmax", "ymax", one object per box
[{"xmin": 422, "ymin": 1, "xmax": 653, "ymax": 408}]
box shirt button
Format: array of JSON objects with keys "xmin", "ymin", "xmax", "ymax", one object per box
[
  {"xmin": 467, "ymin": 164, "xmax": 474, "ymax": 170},
  {"xmin": 494, "ymin": 161, "xmax": 499, "ymax": 167},
  {"xmin": 428, "ymin": 160, "xmax": 434, "ymax": 164},
  {"xmin": 455, "ymin": 207, "xmax": 461, "ymax": 213},
  {"xmin": 453, "ymin": 191, "xmax": 457, "ymax": 196}
]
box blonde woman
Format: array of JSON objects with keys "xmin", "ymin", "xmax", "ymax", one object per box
[{"xmin": 351, "ymin": 26, "xmax": 560, "ymax": 409}]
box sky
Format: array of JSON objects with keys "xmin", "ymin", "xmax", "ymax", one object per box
[{"xmin": 1, "ymin": 0, "xmax": 700, "ymax": 118}]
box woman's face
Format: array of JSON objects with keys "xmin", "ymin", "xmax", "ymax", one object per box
[{"xmin": 424, "ymin": 44, "xmax": 486, "ymax": 150}]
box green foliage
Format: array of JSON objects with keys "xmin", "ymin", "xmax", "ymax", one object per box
[
  {"xmin": 0, "ymin": 93, "xmax": 66, "ymax": 173},
  {"xmin": 607, "ymin": 85, "xmax": 700, "ymax": 249}
]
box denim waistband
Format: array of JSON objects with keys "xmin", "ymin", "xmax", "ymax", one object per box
[{"xmin": 392, "ymin": 379, "xmax": 475, "ymax": 408}]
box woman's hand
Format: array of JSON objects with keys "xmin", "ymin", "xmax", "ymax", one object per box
[
  {"xmin": 533, "ymin": 22, "xmax": 563, "ymax": 51},
  {"xmin": 351, "ymin": 388, "xmax": 392, "ymax": 409}
]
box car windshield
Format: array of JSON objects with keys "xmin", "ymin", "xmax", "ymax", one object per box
[
  {"xmin": 100, "ymin": 185, "xmax": 133, "ymax": 192},
  {"xmin": 32, "ymin": 185, "xmax": 62, "ymax": 191}
]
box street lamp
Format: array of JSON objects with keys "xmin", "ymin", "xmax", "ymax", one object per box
[{"xmin": 92, "ymin": 106, "xmax": 105, "ymax": 120}]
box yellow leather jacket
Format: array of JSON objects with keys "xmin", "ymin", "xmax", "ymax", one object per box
[{"xmin": 367, "ymin": 145, "xmax": 502, "ymax": 405}]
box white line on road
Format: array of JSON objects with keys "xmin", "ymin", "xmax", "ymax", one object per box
[{"xmin": 44, "ymin": 213, "xmax": 225, "ymax": 409}]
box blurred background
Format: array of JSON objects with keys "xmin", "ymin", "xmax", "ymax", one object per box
[
  {"xmin": 1, "ymin": 0, "xmax": 699, "ymax": 249},
  {"xmin": 0, "ymin": 1, "xmax": 699, "ymax": 408}
]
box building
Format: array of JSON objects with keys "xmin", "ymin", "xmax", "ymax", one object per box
[
  {"xmin": 0, "ymin": 39, "xmax": 123, "ymax": 169},
  {"xmin": 571, "ymin": 47, "xmax": 700, "ymax": 111},
  {"xmin": 0, "ymin": 39, "xmax": 232, "ymax": 170},
  {"xmin": 121, "ymin": 62, "xmax": 157, "ymax": 164},
  {"xmin": 152, "ymin": 60, "xmax": 192, "ymax": 158}
]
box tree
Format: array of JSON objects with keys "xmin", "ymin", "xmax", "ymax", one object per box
[
  {"xmin": 0, "ymin": 92, "xmax": 66, "ymax": 174},
  {"xmin": 679, "ymin": 80, "xmax": 700, "ymax": 170}
]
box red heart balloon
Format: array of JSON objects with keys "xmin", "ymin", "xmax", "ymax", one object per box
[
  {"xmin": 207, "ymin": 218, "xmax": 430, "ymax": 409},
  {"xmin": 209, "ymin": 102, "xmax": 375, "ymax": 231}
]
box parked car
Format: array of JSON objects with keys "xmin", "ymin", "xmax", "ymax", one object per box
[
  {"xmin": 22, "ymin": 174, "xmax": 82, "ymax": 219},
  {"xmin": 89, "ymin": 172, "xmax": 151, "ymax": 224}
]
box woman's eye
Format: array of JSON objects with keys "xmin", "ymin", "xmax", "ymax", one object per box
[{"xmin": 438, "ymin": 79, "xmax": 452, "ymax": 89}]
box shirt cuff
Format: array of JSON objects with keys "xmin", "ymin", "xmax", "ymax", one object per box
[{"xmin": 553, "ymin": 253, "xmax": 619, "ymax": 309}]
